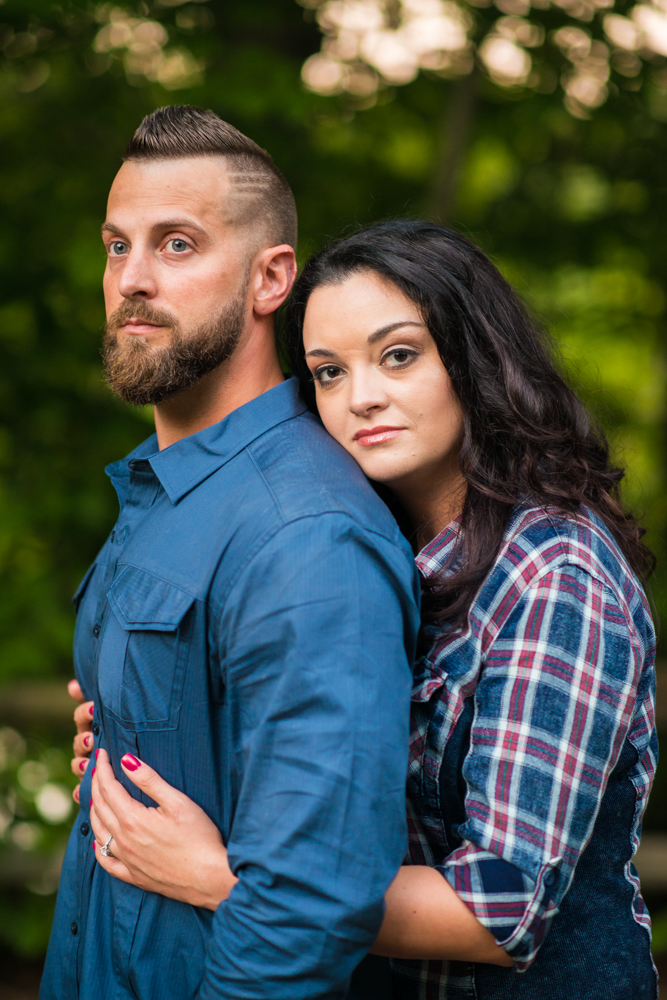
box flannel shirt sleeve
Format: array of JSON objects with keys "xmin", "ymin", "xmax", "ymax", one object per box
[{"xmin": 437, "ymin": 564, "xmax": 641, "ymax": 970}]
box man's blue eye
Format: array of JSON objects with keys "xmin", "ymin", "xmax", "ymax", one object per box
[
  {"xmin": 170, "ymin": 240, "xmax": 188, "ymax": 252},
  {"xmin": 110, "ymin": 241, "xmax": 127, "ymax": 255}
]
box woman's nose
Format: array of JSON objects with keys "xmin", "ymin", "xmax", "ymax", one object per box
[{"xmin": 348, "ymin": 371, "xmax": 389, "ymax": 417}]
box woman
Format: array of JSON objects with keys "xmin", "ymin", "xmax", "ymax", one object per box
[{"xmin": 77, "ymin": 221, "xmax": 658, "ymax": 999}]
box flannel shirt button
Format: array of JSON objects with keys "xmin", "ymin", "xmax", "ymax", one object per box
[
  {"xmin": 70, "ymin": 921, "xmax": 78, "ymax": 936},
  {"xmin": 92, "ymin": 723, "xmax": 100, "ymax": 736},
  {"xmin": 80, "ymin": 823, "xmax": 90, "ymax": 837},
  {"xmin": 93, "ymin": 624, "xmax": 101, "ymax": 638},
  {"xmin": 544, "ymin": 870, "xmax": 558, "ymax": 888}
]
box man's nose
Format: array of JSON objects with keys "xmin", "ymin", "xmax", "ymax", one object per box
[
  {"xmin": 348, "ymin": 369, "xmax": 389, "ymax": 417},
  {"xmin": 116, "ymin": 249, "xmax": 158, "ymax": 300}
]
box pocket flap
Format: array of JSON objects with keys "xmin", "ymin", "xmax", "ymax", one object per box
[{"xmin": 108, "ymin": 565, "xmax": 195, "ymax": 631}]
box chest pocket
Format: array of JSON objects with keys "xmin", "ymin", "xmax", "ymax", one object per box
[{"xmin": 99, "ymin": 565, "xmax": 195, "ymax": 732}]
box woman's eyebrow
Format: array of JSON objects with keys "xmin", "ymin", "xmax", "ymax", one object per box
[
  {"xmin": 305, "ymin": 320, "xmax": 425, "ymax": 358},
  {"xmin": 367, "ymin": 321, "xmax": 425, "ymax": 344}
]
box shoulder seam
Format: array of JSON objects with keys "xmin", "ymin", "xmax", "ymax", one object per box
[{"xmin": 208, "ymin": 509, "xmax": 407, "ymax": 614}]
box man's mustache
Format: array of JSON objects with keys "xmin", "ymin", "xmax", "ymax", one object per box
[{"xmin": 106, "ymin": 299, "xmax": 179, "ymax": 334}]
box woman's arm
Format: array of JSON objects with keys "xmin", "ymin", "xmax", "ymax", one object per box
[
  {"xmin": 89, "ymin": 751, "xmax": 510, "ymax": 965},
  {"xmin": 374, "ymin": 866, "xmax": 512, "ymax": 965}
]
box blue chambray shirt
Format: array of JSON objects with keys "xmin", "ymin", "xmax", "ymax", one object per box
[{"xmin": 41, "ymin": 378, "xmax": 420, "ymax": 1000}]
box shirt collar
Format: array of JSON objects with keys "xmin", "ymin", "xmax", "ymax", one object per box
[
  {"xmin": 106, "ymin": 377, "xmax": 308, "ymax": 505},
  {"xmin": 415, "ymin": 515, "xmax": 462, "ymax": 578}
]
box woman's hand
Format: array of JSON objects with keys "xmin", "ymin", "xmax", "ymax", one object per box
[
  {"xmin": 69, "ymin": 679, "xmax": 95, "ymax": 804},
  {"xmin": 90, "ymin": 749, "xmax": 237, "ymax": 910}
]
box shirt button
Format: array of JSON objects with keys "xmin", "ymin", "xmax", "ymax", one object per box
[
  {"xmin": 93, "ymin": 624, "xmax": 101, "ymax": 638},
  {"xmin": 92, "ymin": 723, "xmax": 100, "ymax": 736},
  {"xmin": 70, "ymin": 921, "xmax": 78, "ymax": 936},
  {"xmin": 544, "ymin": 870, "xmax": 558, "ymax": 888},
  {"xmin": 80, "ymin": 823, "xmax": 90, "ymax": 837}
]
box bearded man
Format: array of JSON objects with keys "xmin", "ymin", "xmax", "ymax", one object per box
[{"xmin": 39, "ymin": 105, "xmax": 419, "ymax": 1000}]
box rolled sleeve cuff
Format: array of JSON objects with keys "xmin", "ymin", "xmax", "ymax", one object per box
[{"xmin": 437, "ymin": 842, "xmax": 563, "ymax": 970}]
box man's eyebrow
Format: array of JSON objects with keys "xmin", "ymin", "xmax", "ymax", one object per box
[
  {"xmin": 101, "ymin": 221, "xmax": 126, "ymax": 237},
  {"xmin": 100, "ymin": 219, "xmax": 209, "ymax": 238}
]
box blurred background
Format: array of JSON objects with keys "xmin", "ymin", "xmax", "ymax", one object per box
[{"xmin": 0, "ymin": 0, "xmax": 665, "ymax": 995}]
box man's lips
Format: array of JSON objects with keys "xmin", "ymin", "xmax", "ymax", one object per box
[
  {"xmin": 353, "ymin": 426, "xmax": 404, "ymax": 446},
  {"xmin": 120, "ymin": 318, "xmax": 167, "ymax": 335}
]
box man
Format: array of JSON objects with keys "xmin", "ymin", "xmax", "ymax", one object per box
[{"xmin": 40, "ymin": 105, "xmax": 419, "ymax": 1000}]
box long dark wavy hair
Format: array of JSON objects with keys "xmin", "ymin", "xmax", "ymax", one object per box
[{"xmin": 284, "ymin": 220, "xmax": 655, "ymax": 630}]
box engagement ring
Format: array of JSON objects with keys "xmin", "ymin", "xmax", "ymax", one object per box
[{"xmin": 100, "ymin": 834, "xmax": 115, "ymax": 858}]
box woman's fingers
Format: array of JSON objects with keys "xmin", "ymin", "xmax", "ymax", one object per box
[
  {"xmin": 92, "ymin": 751, "xmax": 143, "ymax": 839},
  {"xmin": 73, "ymin": 731, "xmax": 94, "ymax": 758},
  {"xmin": 118, "ymin": 752, "xmax": 187, "ymax": 813},
  {"xmin": 74, "ymin": 700, "xmax": 95, "ymax": 735},
  {"xmin": 71, "ymin": 756, "xmax": 91, "ymax": 777},
  {"xmin": 94, "ymin": 847, "xmax": 137, "ymax": 885},
  {"xmin": 68, "ymin": 679, "xmax": 85, "ymax": 704}
]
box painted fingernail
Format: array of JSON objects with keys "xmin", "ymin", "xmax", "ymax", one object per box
[
  {"xmin": 93, "ymin": 841, "xmax": 96, "ymax": 850},
  {"xmin": 83, "ymin": 735, "xmax": 91, "ymax": 748},
  {"xmin": 89, "ymin": 705, "xmax": 94, "ymax": 716},
  {"xmin": 90, "ymin": 798, "xmax": 93, "ymax": 807},
  {"xmin": 79, "ymin": 760, "xmax": 87, "ymax": 772},
  {"xmin": 121, "ymin": 753, "xmax": 141, "ymax": 771},
  {"xmin": 95, "ymin": 749, "xmax": 100, "ymax": 760},
  {"xmin": 91, "ymin": 767, "xmax": 96, "ymax": 777},
  {"xmin": 73, "ymin": 787, "xmax": 80, "ymax": 803}
]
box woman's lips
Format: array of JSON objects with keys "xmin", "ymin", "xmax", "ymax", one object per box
[{"xmin": 353, "ymin": 426, "xmax": 404, "ymax": 446}]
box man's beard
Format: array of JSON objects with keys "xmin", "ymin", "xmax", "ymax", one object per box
[{"xmin": 102, "ymin": 288, "xmax": 247, "ymax": 407}]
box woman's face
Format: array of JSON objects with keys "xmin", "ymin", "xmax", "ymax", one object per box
[{"xmin": 302, "ymin": 270, "xmax": 464, "ymax": 494}]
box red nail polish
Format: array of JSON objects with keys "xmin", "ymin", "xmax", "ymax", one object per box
[
  {"xmin": 74, "ymin": 787, "xmax": 80, "ymax": 803},
  {"xmin": 83, "ymin": 735, "xmax": 90, "ymax": 747},
  {"xmin": 89, "ymin": 705, "xmax": 94, "ymax": 716},
  {"xmin": 121, "ymin": 753, "xmax": 141, "ymax": 771},
  {"xmin": 95, "ymin": 749, "xmax": 100, "ymax": 760},
  {"xmin": 93, "ymin": 841, "xmax": 96, "ymax": 850},
  {"xmin": 90, "ymin": 798, "xmax": 93, "ymax": 807},
  {"xmin": 91, "ymin": 767, "xmax": 96, "ymax": 777},
  {"xmin": 79, "ymin": 760, "xmax": 86, "ymax": 772}
]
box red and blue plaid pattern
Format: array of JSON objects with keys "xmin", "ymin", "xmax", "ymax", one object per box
[{"xmin": 393, "ymin": 506, "xmax": 657, "ymax": 995}]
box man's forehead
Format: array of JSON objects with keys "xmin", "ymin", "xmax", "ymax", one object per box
[{"xmin": 106, "ymin": 156, "xmax": 236, "ymax": 222}]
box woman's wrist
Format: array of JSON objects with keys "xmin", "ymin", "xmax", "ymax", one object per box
[{"xmin": 190, "ymin": 846, "xmax": 239, "ymax": 910}]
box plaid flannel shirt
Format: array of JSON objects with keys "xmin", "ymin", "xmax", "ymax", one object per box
[{"xmin": 396, "ymin": 505, "xmax": 656, "ymax": 993}]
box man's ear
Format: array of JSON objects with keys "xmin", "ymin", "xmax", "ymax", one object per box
[{"xmin": 252, "ymin": 245, "xmax": 297, "ymax": 316}]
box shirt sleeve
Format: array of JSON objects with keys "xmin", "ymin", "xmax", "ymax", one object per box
[
  {"xmin": 199, "ymin": 513, "xmax": 420, "ymax": 1000},
  {"xmin": 437, "ymin": 564, "xmax": 642, "ymax": 970}
]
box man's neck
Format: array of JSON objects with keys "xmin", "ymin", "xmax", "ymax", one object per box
[{"xmin": 153, "ymin": 317, "xmax": 285, "ymax": 451}]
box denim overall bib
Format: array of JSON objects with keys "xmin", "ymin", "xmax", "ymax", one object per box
[{"xmin": 391, "ymin": 699, "xmax": 658, "ymax": 1000}]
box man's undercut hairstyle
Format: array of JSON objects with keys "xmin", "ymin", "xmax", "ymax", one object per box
[{"xmin": 124, "ymin": 105, "xmax": 297, "ymax": 250}]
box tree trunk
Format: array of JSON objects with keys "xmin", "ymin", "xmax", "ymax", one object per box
[{"xmin": 430, "ymin": 68, "xmax": 478, "ymax": 223}]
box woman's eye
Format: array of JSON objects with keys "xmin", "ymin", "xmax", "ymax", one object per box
[
  {"xmin": 109, "ymin": 241, "xmax": 128, "ymax": 256},
  {"xmin": 167, "ymin": 239, "xmax": 190, "ymax": 253},
  {"xmin": 382, "ymin": 348, "xmax": 416, "ymax": 368},
  {"xmin": 315, "ymin": 365, "xmax": 344, "ymax": 385}
]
